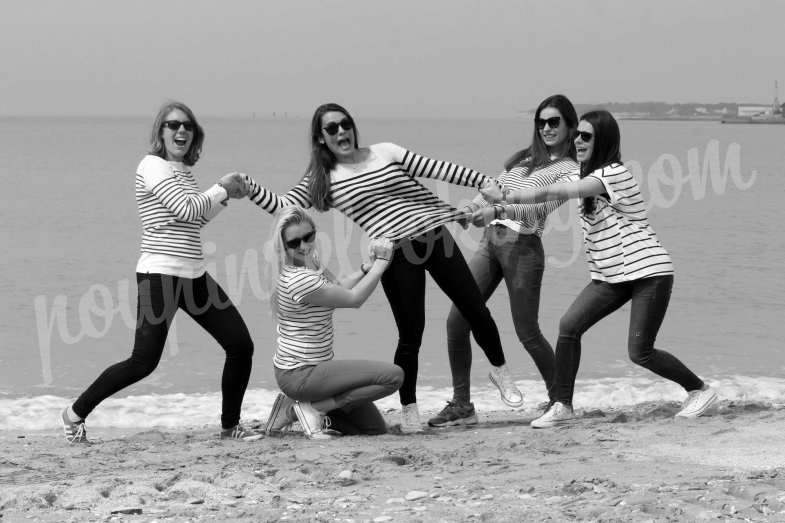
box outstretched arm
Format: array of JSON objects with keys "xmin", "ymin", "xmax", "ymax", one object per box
[
  {"xmin": 245, "ymin": 174, "xmax": 313, "ymax": 214},
  {"xmin": 481, "ymin": 176, "xmax": 605, "ymax": 204},
  {"xmin": 384, "ymin": 143, "xmax": 493, "ymax": 189}
]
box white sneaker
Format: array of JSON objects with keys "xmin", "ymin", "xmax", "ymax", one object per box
[
  {"xmin": 293, "ymin": 401, "xmax": 332, "ymax": 440},
  {"xmin": 489, "ymin": 364, "xmax": 524, "ymax": 407},
  {"xmin": 401, "ymin": 403, "xmax": 424, "ymax": 433},
  {"xmin": 675, "ymin": 386, "xmax": 717, "ymax": 418},
  {"xmin": 531, "ymin": 401, "xmax": 574, "ymax": 429}
]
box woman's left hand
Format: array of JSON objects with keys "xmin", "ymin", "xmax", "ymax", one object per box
[{"xmin": 479, "ymin": 179, "xmax": 504, "ymax": 203}]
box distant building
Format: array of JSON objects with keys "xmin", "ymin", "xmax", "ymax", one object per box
[
  {"xmin": 738, "ymin": 106, "xmax": 771, "ymax": 116},
  {"xmin": 695, "ymin": 107, "xmax": 708, "ymax": 114}
]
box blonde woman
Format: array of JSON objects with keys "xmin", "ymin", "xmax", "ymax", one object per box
[{"xmin": 263, "ymin": 206, "xmax": 403, "ymax": 439}]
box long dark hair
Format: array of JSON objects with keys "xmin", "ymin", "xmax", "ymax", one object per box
[
  {"xmin": 578, "ymin": 110, "xmax": 622, "ymax": 215},
  {"xmin": 148, "ymin": 100, "xmax": 205, "ymax": 166},
  {"xmin": 303, "ymin": 103, "xmax": 360, "ymax": 211},
  {"xmin": 504, "ymin": 94, "xmax": 578, "ymax": 171}
]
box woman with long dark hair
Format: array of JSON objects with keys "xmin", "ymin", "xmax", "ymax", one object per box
[
  {"xmin": 428, "ymin": 95, "xmax": 580, "ymax": 427},
  {"xmin": 61, "ymin": 101, "xmax": 260, "ymax": 443},
  {"xmin": 481, "ymin": 109, "xmax": 717, "ymax": 428},
  {"xmin": 245, "ymin": 103, "xmax": 522, "ymax": 433}
]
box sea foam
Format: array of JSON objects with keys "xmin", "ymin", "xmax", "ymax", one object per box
[{"xmin": 2, "ymin": 375, "xmax": 783, "ymax": 431}]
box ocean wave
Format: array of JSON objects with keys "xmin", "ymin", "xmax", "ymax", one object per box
[{"xmin": 2, "ymin": 375, "xmax": 784, "ymax": 431}]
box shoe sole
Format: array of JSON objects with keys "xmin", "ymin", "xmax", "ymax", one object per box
[
  {"xmin": 488, "ymin": 372, "xmax": 524, "ymax": 408},
  {"xmin": 675, "ymin": 392, "xmax": 718, "ymax": 418},
  {"xmin": 531, "ymin": 419, "xmax": 571, "ymax": 429},
  {"xmin": 428, "ymin": 414, "xmax": 479, "ymax": 427},
  {"xmin": 265, "ymin": 393, "xmax": 289, "ymax": 435}
]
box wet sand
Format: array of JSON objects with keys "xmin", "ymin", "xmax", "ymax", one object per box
[{"xmin": 1, "ymin": 401, "xmax": 784, "ymax": 522}]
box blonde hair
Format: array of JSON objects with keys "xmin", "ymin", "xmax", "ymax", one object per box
[{"xmin": 264, "ymin": 206, "xmax": 318, "ymax": 316}]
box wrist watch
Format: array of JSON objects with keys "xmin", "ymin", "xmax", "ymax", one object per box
[{"xmin": 498, "ymin": 205, "xmax": 507, "ymax": 220}]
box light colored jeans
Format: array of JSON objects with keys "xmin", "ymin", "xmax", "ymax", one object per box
[
  {"xmin": 275, "ymin": 359, "xmax": 403, "ymax": 435},
  {"xmin": 446, "ymin": 225, "xmax": 555, "ymax": 404}
]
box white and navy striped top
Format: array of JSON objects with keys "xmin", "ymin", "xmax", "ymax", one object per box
[
  {"xmin": 274, "ymin": 266, "xmax": 334, "ymax": 370},
  {"xmin": 473, "ymin": 158, "xmax": 579, "ymax": 236},
  {"xmin": 248, "ymin": 143, "xmax": 491, "ymax": 240},
  {"xmin": 582, "ymin": 163, "xmax": 674, "ymax": 283},
  {"xmin": 135, "ymin": 155, "xmax": 226, "ymax": 276}
]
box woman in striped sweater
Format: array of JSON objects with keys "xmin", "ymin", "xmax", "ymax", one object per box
[
  {"xmin": 61, "ymin": 101, "xmax": 261, "ymax": 443},
  {"xmin": 246, "ymin": 103, "xmax": 522, "ymax": 433},
  {"xmin": 263, "ymin": 206, "xmax": 404, "ymax": 439},
  {"xmin": 481, "ymin": 110, "xmax": 717, "ymax": 428},
  {"xmin": 428, "ymin": 95, "xmax": 580, "ymax": 427}
]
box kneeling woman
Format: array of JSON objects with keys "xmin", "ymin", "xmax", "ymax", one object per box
[{"xmin": 264, "ymin": 206, "xmax": 404, "ymax": 439}]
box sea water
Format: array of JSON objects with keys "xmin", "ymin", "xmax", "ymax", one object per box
[{"xmin": 1, "ymin": 115, "xmax": 783, "ymax": 430}]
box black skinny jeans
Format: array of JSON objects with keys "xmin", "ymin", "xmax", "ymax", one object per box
[
  {"xmin": 381, "ymin": 226, "xmax": 506, "ymax": 405},
  {"xmin": 73, "ymin": 272, "xmax": 254, "ymax": 429}
]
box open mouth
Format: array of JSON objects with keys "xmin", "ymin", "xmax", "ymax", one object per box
[
  {"xmin": 174, "ymin": 137, "xmax": 188, "ymax": 146},
  {"xmin": 337, "ymin": 138, "xmax": 351, "ymax": 148}
]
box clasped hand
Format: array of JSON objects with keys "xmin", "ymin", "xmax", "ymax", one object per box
[
  {"xmin": 368, "ymin": 237, "xmax": 394, "ymax": 267},
  {"xmin": 219, "ymin": 172, "xmax": 251, "ymax": 199},
  {"xmin": 479, "ymin": 179, "xmax": 504, "ymax": 203}
]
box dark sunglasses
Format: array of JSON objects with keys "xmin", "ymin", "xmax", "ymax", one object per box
[
  {"xmin": 163, "ymin": 120, "xmax": 196, "ymax": 132},
  {"xmin": 536, "ymin": 116, "xmax": 561, "ymax": 130},
  {"xmin": 573, "ymin": 130, "xmax": 594, "ymax": 142},
  {"xmin": 323, "ymin": 118, "xmax": 353, "ymax": 136},
  {"xmin": 285, "ymin": 230, "xmax": 316, "ymax": 249}
]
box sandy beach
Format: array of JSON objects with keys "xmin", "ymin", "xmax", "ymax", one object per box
[{"xmin": 1, "ymin": 401, "xmax": 784, "ymax": 522}]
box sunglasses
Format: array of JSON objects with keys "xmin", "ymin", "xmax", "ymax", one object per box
[
  {"xmin": 536, "ymin": 116, "xmax": 561, "ymax": 130},
  {"xmin": 322, "ymin": 118, "xmax": 353, "ymax": 136},
  {"xmin": 284, "ymin": 230, "xmax": 316, "ymax": 249},
  {"xmin": 163, "ymin": 120, "xmax": 196, "ymax": 132},
  {"xmin": 573, "ymin": 130, "xmax": 594, "ymax": 142}
]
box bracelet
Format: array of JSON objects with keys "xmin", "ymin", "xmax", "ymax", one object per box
[{"xmin": 360, "ymin": 263, "xmax": 370, "ymax": 275}]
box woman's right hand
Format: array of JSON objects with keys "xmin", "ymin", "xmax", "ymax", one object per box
[
  {"xmin": 219, "ymin": 172, "xmax": 247, "ymax": 199},
  {"xmin": 370, "ymin": 237, "xmax": 394, "ymax": 269}
]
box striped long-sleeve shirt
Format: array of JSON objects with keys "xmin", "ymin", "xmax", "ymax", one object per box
[
  {"xmin": 248, "ymin": 143, "xmax": 491, "ymax": 240},
  {"xmin": 472, "ymin": 158, "xmax": 579, "ymax": 236},
  {"xmin": 135, "ymin": 155, "xmax": 226, "ymax": 276},
  {"xmin": 582, "ymin": 163, "xmax": 674, "ymax": 282},
  {"xmin": 274, "ymin": 266, "xmax": 334, "ymax": 370}
]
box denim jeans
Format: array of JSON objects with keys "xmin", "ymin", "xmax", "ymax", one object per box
[
  {"xmin": 73, "ymin": 272, "xmax": 254, "ymax": 429},
  {"xmin": 553, "ymin": 275, "xmax": 704, "ymax": 404},
  {"xmin": 381, "ymin": 226, "xmax": 506, "ymax": 405},
  {"xmin": 446, "ymin": 225, "xmax": 555, "ymax": 404},
  {"xmin": 275, "ymin": 359, "xmax": 404, "ymax": 435}
]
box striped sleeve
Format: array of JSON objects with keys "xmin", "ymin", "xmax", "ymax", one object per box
[
  {"xmin": 508, "ymin": 168, "xmax": 577, "ymax": 224},
  {"xmin": 381, "ymin": 143, "xmax": 490, "ymax": 188},
  {"xmin": 139, "ymin": 155, "xmax": 224, "ymax": 222},
  {"xmin": 247, "ymin": 175, "xmax": 313, "ymax": 214},
  {"xmin": 289, "ymin": 270, "xmax": 326, "ymax": 303}
]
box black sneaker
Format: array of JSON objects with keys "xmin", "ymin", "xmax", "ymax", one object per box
[
  {"xmin": 220, "ymin": 424, "xmax": 263, "ymax": 441},
  {"xmin": 427, "ymin": 401, "xmax": 479, "ymax": 427},
  {"xmin": 61, "ymin": 407, "xmax": 89, "ymax": 444}
]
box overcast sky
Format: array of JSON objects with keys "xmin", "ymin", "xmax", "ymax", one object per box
[{"xmin": 2, "ymin": 0, "xmax": 782, "ymax": 118}]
